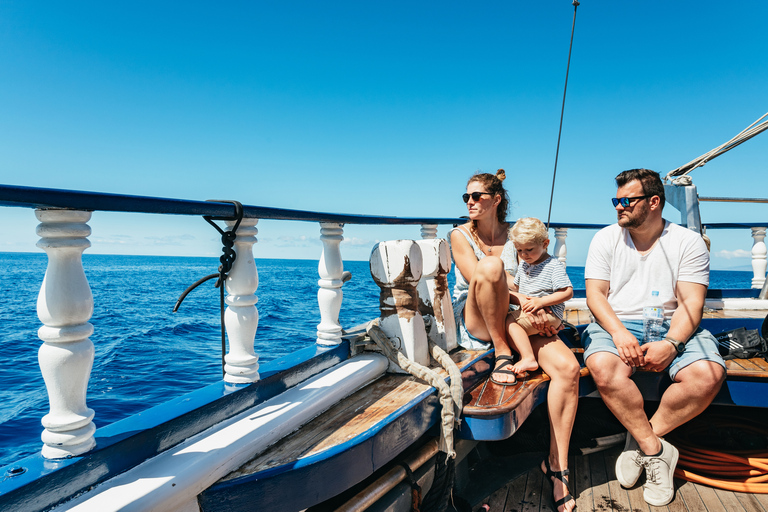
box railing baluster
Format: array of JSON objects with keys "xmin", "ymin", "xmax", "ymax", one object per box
[
  {"xmin": 420, "ymin": 223, "xmax": 438, "ymax": 240},
  {"xmin": 317, "ymin": 222, "xmax": 345, "ymax": 346},
  {"xmin": 223, "ymin": 218, "xmax": 260, "ymax": 383},
  {"xmin": 35, "ymin": 209, "xmax": 96, "ymax": 459},
  {"xmin": 751, "ymin": 227, "xmax": 767, "ymax": 289},
  {"xmin": 553, "ymin": 227, "xmax": 568, "ymax": 268}
]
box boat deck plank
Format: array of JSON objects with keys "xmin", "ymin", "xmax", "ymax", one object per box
[
  {"xmin": 604, "ymin": 449, "xmax": 634, "ymax": 512},
  {"xmin": 679, "ymin": 481, "xmax": 717, "ymax": 512},
  {"xmin": 473, "ymin": 445, "xmax": 768, "ymax": 512},
  {"xmin": 521, "ymin": 464, "xmax": 547, "ymax": 512},
  {"xmin": 222, "ymin": 373, "xmax": 432, "ymax": 478},
  {"xmin": 220, "ymin": 349, "xmax": 483, "ymax": 481},
  {"xmin": 572, "ymin": 450, "xmax": 594, "ymax": 511}
]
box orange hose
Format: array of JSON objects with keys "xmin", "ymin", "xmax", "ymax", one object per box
[{"xmin": 667, "ymin": 414, "xmax": 768, "ymax": 493}]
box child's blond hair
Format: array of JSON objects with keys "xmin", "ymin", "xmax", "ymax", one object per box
[{"xmin": 510, "ymin": 217, "xmax": 549, "ymax": 245}]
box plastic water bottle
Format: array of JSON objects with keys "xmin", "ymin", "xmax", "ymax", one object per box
[{"xmin": 643, "ymin": 291, "xmax": 664, "ymax": 343}]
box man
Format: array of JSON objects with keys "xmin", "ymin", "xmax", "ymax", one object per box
[{"xmin": 583, "ymin": 168, "xmax": 726, "ymax": 507}]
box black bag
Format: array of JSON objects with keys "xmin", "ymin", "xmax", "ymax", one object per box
[{"xmin": 713, "ymin": 326, "xmax": 768, "ymax": 360}]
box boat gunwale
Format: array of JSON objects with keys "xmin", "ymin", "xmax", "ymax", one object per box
[
  {"xmin": 0, "ymin": 342, "xmax": 349, "ymax": 512},
  {"xmin": 212, "ymin": 347, "xmax": 494, "ymax": 485}
]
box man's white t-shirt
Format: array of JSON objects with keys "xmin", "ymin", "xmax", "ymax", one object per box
[{"xmin": 584, "ymin": 220, "xmax": 710, "ymax": 320}]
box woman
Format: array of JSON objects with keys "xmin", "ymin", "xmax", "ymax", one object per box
[{"xmin": 449, "ymin": 169, "xmax": 579, "ymax": 512}]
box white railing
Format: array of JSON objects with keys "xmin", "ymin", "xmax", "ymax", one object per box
[
  {"xmin": 5, "ymin": 184, "xmax": 766, "ymax": 460},
  {"xmin": 26, "ymin": 203, "xmax": 455, "ymax": 458}
]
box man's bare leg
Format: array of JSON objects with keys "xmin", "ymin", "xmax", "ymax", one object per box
[
  {"xmin": 586, "ymin": 351, "xmax": 659, "ymax": 454},
  {"xmin": 649, "ymin": 360, "xmax": 725, "ymax": 436}
]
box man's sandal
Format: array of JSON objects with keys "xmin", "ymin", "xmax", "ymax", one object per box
[
  {"xmin": 490, "ymin": 354, "xmax": 517, "ymax": 386},
  {"xmin": 543, "ymin": 458, "xmax": 576, "ymax": 511}
]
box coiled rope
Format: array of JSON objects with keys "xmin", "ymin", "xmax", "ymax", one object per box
[
  {"xmin": 366, "ymin": 323, "xmax": 463, "ymax": 459},
  {"xmin": 667, "ymin": 413, "xmax": 768, "ymax": 493}
]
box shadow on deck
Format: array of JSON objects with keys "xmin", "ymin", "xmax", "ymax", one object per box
[
  {"xmin": 469, "ymin": 444, "xmax": 768, "ymax": 512},
  {"xmin": 459, "ymin": 400, "xmax": 768, "ymax": 512}
]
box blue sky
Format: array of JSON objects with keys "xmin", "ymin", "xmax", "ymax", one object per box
[{"xmin": 1, "ymin": 1, "xmax": 766, "ymax": 269}]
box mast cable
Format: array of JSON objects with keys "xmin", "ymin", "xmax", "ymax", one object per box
[{"xmin": 546, "ymin": 0, "xmax": 580, "ymax": 230}]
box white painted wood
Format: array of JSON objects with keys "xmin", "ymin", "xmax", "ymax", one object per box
[
  {"xmin": 223, "ymin": 218, "xmax": 260, "ymax": 383},
  {"xmin": 705, "ymin": 298, "xmax": 768, "ymax": 310},
  {"xmin": 750, "ymin": 227, "xmax": 767, "ymax": 289},
  {"xmin": 553, "ymin": 227, "xmax": 568, "ymax": 268},
  {"xmin": 416, "ymin": 239, "xmax": 457, "ymax": 352},
  {"xmin": 369, "ymin": 240, "xmax": 429, "ymax": 372},
  {"xmin": 53, "ymin": 354, "xmax": 389, "ymax": 512},
  {"xmin": 317, "ymin": 222, "xmax": 345, "ymax": 346},
  {"xmin": 420, "ymin": 223, "xmax": 438, "ymax": 240},
  {"xmin": 35, "ymin": 209, "xmax": 96, "ymax": 459}
]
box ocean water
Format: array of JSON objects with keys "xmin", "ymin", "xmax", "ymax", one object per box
[{"xmin": 0, "ymin": 252, "xmax": 755, "ymax": 468}]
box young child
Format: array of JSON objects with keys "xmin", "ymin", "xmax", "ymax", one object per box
[{"xmin": 508, "ymin": 217, "xmax": 574, "ymax": 377}]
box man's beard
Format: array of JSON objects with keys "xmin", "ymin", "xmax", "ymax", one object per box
[{"xmin": 617, "ymin": 202, "xmax": 649, "ymax": 228}]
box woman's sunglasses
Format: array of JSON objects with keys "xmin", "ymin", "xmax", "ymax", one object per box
[
  {"xmin": 612, "ymin": 195, "xmax": 649, "ymax": 208},
  {"xmin": 462, "ymin": 192, "xmax": 493, "ymax": 203}
]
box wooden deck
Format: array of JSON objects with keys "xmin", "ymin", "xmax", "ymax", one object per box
[
  {"xmin": 217, "ymin": 348, "xmax": 485, "ymax": 481},
  {"xmin": 475, "ymin": 444, "xmax": 768, "ymax": 512}
]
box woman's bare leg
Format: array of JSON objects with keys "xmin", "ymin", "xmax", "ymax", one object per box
[
  {"xmin": 533, "ymin": 334, "xmax": 579, "ymax": 512},
  {"xmin": 462, "ymin": 257, "xmax": 515, "ymax": 383}
]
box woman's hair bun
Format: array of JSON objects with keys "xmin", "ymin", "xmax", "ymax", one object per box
[{"xmin": 496, "ymin": 168, "xmax": 506, "ymax": 182}]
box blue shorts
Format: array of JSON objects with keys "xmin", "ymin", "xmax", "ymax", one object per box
[
  {"xmin": 453, "ymin": 293, "xmax": 517, "ymax": 351},
  {"xmin": 582, "ymin": 320, "xmax": 725, "ymax": 381}
]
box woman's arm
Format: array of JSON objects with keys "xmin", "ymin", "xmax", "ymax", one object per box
[{"xmin": 450, "ymin": 227, "xmax": 478, "ymax": 283}]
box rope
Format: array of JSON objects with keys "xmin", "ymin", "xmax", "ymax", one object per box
[
  {"xmin": 667, "ymin": 413, "xmax": 768, "ymax": 493},
  {"xmin": 173, "ymin": 200, "xmax": 244, "ymax": 377},
  {"xmin": 366, "ymin": 323, "xmax": 462, "ymax": 459},
  {"xmin": 546, "ymin": 0, "xmax": 580, "ymax": 230},
  {"xmin": 665, "ymin": 112, "xmax": 768, "ymax": 181},
  {"xmin": 398, "ymin": 462, "xmax": 423, "ymax": 512}
]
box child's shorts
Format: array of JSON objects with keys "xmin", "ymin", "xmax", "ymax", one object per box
[{"xmin": 509, "ymin": 309, "xmax": 562, "ymax": 336}]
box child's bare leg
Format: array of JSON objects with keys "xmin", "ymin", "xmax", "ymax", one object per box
[{"xmin": 506, "ymin": 319, "xmax": 539, "ymax": 375}]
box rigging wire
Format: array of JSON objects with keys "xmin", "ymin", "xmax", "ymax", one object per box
[
  {"xmin": 546, "ymin": 0, "xmax": 580, "ymax": 230},
  {"xmin": 665, "ymin": 112, "xmax": 768, "ymax": 182}
]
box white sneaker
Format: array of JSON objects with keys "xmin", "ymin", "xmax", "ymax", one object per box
[
  {"xmin": 615, "ymin": 432, "xmax": 644, "ymax": 488},
  {"xmin": 642, "ymin": 438, "xmax": 679, "ymax": 506}
]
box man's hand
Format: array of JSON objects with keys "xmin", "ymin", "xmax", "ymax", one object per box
[
  {"xmin": 613, "ymin": 330, "xmax": 645, "ymax": 368},
  {"xmin": 640, "ymin": 341, "xmax": 677, "ymax": 372},
  {"xmin": 530, "ymin": 308, "xmax": 561, "ymax": 336}
]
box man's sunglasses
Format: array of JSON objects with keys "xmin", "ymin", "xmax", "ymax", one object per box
[
  {"xmin": 462, "ymin": 192, "xmax": 493, "ymax": 203},
  {"xmin": 612, "ymin": 195, "xmax": 650, "ymax": 208}
]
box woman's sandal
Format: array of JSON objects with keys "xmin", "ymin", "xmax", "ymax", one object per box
[
  {"xmin": 543, "ymin": 458, "xmax": 576, "ymax": 511},
  {"xmin": 489, "ymin": 354, "xmax": 517, "ymax": 386}
]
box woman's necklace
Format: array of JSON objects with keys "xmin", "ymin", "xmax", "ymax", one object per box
[{"xmin": 482, "ymin": 223, "xmax": 497, "ymax": 255}]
